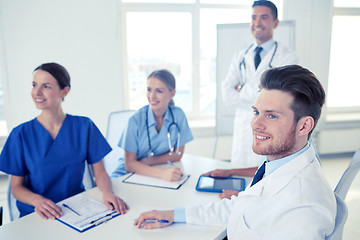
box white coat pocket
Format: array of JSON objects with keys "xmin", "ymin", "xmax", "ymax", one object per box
[{"xmin": 227, "ymin": 213, "xmax": 260, "ymax": 239}]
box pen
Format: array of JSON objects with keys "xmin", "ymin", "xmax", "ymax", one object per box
[
  {"xmin": 168, "ymin": 160, "xmax": 185, "ymax": 180},
  {"xmin": 78, "ymin": 211, "xmax": 118, "ymax": 228},
  {"xmin": 167, "ymin": 160, "xmax": 176, "ymax": 168},
  {"xmin": 155, "ymin": 219, "xmax": 169, "ymax": 223},
  {"xmin": 63, "ymin": 203, "xmax": 81, "ymax": 216},
  {"xmin": 135, "ymin": 218, "xmax": 169, "ymax": 223}
]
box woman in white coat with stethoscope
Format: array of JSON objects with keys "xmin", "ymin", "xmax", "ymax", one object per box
[
  {"xmin": 112, "ymin": 69, "xmax": 193, "ymax": 181},
  {"xmin": 221, "ymin": 1, "xmax": 298, "ymax": 168}
]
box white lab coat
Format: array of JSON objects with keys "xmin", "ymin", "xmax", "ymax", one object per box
[
  {"xmin": 185, "ymin": 146, "xmax": 337, "ymax": 239},
  {"xmin": 221, "ymin": 41, "xmax": 299, "ymax": 167}
]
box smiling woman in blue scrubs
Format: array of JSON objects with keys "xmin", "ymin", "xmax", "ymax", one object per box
[
  {"xmin": 112, "ymin": 70, "xmax": 193, "ymax": 181},
  {"xmin": 0, "ymin": 62, "xmax": 128, "ymax": 220}
]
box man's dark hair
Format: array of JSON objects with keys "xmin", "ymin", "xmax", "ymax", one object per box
[
  {"xmin": 260, "ymin": 65, "xmax": 325, "ymax": 138},
  {"xmin": 252, "ymin": 0, "xmax": 278, "ymax": 20}
]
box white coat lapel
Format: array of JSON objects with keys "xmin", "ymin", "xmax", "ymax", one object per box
[
  {"xmin": 239, "ymin": 146, "xmax": 316, "ymax": 198},
  {"xmin": 255, "ymin": 43, "xmax": 276, "ymax": 73},
  {"xmin": 263, "ymin": 146, "xmax": 316, "ymax": 196},
  {"xmin": 244, "ymin": 50, "xmax": 257, "ymax": 75}
]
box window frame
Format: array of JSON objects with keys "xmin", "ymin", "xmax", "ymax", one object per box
[
  {"xmin": 327, "ymin": 6, "xmax": 360, "ymax": 121},
  {"xmin": 118, "ymin": 1, "xmax": 252, "ymax": 120}
]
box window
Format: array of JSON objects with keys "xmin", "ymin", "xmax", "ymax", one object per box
[
  {"xmin": 327, "ymin": 1, "xmax": 360, "ymax": 120},
  {"xmin": 334, "ymin": 0, "xmax": 360, "ymax": 8},
  {"xmin": 120, "ymin": 0, "xmax": 283, "ymax": 119},
  {"xmin": 126, "ymin": 12, "xmax": 193, "ymax": 112}
]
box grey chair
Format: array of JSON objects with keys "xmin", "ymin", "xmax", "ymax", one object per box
[
  {"xmin": 103, "ymin": 110, "xmax": 135, "ymax": 176},
  {"xmin": 326, "ymin": 192, "xmax": 348, "ymax": 240},
  {"xmin": 326, "ymin": 148, "xmax": 360, "ymax": 240},
  {"xmin": 7, "ymin": 176, "xmax": 19, "ymax": 221},
  {"xmin": 8, "ymin": 161, "xmax": 96, "ymax": 221},
  {"xmin": 334, "ymin": 149, "xmax": 360, "ymax": 200},
  {"xmin": 83, "ymin": 160, "xmax": 96, "ymax": 190}
]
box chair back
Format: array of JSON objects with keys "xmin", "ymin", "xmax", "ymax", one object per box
[
  {"xmin": 334, "ymin": 149, "xmax": 360, "ymax": 200},
  {"xmin": 7, "ymin": 176, "xmax": 19, "ymax": 221},
  {"xmin": 326, "ymin": 149, "xmax": 360, "ymax": 239},
  {"xmin": 82, "ymin": 161, "xmax": 96, "ymax": 190},
  {"xmin": 103, "ymin": 110, "xmax": 135, "ymax": 176},
  {"xmin": 326, "ymin": 192, "xmax": 348, "ymax": 240}
]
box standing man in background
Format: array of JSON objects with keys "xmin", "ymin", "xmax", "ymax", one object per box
[{"xmin": 222, "ymin": 0, "xmax": 298, "ymax": 167}]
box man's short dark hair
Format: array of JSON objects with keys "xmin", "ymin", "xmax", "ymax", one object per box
[
  {"xmin": 252, "ymin": 0, "xmax": 278, "ymax": 20},
  {"xmin": 260, "ymin": 65, "xmax": 326, "ymax": 138}
]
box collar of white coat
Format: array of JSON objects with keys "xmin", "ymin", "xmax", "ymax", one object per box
[
  {"xmin": 264, "ymin": 142, "xmax": 311, "ymax": 178},
  {"xmin": 249, "ymin": 40, "xmax": 276, "ymax": 73},
  {"xmin": 241, "ymin": 144, "xmax": 317, "ymax": 197}
]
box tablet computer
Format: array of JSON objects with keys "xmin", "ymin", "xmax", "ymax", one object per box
[{"xmin": 195, "ymin": 176, "xmax": 246, "ymax": 193}]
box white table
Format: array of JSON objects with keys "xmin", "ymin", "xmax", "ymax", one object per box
[{"xmin": 0, "ymin": 154, "xmax": 239, "ymax": 240}]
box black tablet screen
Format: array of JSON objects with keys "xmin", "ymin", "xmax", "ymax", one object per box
[{"xmin": 196, "ymin": 176, "xmax": 245, "ymax": 193}]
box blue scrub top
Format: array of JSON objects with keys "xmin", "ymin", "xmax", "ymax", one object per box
[
  {"xmin": 112, "ymin": 105, "xmax": 193, "ymax": 177},
  {"xmin": 0, "ymin": 114, "xmax": 111, "ymax": 217}
]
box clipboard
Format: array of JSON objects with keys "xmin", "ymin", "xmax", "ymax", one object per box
[
  {"xmin": 123, "ymin": 173, "xmax": 190, "ymax": 190},
  {"xmin": 56, "ymin": 194, "xmax": 120, "ymax": 233}
]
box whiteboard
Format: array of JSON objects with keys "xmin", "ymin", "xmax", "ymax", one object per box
[{"xmin": 215, "ymin": 21, "xmax": 295, "ymax": 136}]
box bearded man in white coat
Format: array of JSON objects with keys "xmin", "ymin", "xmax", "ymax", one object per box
[
  {"xmin": 222, "ymin": 0, "xmax": 299, "ymax": 167},
  {"xmin": 134, "ymin": 65, "xmax": 343, "ymax": 240}
]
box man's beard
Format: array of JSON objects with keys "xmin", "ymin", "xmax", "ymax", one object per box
[{"xmin": 252, "ymin": 126, "xmax": 297, "ymax": 160}]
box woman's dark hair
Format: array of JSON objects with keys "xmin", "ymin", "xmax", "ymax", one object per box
[
  {"xmin": 34, "ymin": 62, "xmax": 71, "ymax": 90},
  {"xmin": 252, "ymin": 0, "xmax": 278, "ymax": 20},
  {"xmin": 260, "ymin": 65, "xmax": 326, "ymax": 138},
  {"xmin": 148, "ymin": 69, "xmax": 176, "ymax": 106}
]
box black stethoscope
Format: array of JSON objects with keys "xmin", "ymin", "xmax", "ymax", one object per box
[
  {"xmin": 145, "ymin": 105, "xmax": 181, "ymax": 157},
  {"xmin": 239, "ymin": 41, "xmax": 278, "ymax": 72}
]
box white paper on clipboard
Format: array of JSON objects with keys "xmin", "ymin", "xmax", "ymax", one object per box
[
  {"xmin": 123, "ymin": 173, "xmax": 190, "ymax": 190},
  {"xmin": 56, "ymin": 194, "xmax": 119, "ymax": 232}
]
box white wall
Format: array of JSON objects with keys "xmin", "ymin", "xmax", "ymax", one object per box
[
  {"xmin": 284, "ymin": 0, "xmax": 333, "ymax": 126},
  {"xmin": 186, "ymin": 126, "xmax": 233, "ymax": 160},
  {"xmin": 0, "ymin": 0, "xmax": 123, "ymax": 134}
]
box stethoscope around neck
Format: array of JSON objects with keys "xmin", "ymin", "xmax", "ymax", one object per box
[
  {"xmin": 145, "ymin": 105, "xmax": 181, "ymax": 157},
  {"xmin": 239, "ymin": 41, "xmax": 278, "ymax": 72}
]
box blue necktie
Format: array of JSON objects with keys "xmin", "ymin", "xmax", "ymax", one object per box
[
  {"xmin": 250, "ymin": 162, "xmax": 266, "ymax": 187},
  {"xmin": 254, "ymin": 46, "xmax": 263, "ymax": 70}
]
